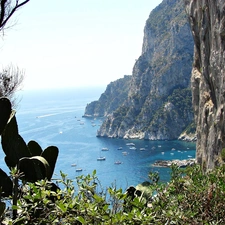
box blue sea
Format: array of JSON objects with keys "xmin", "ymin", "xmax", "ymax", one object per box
[{"xmin": 0, "ymin": 87, "xmax": 196, "ymax": 191}]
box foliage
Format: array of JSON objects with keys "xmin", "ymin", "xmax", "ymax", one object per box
[
  {"xmin": 112, "ymin": 106, "xmax": 129, "ymax": 127},
  {"xmin": 0, "ymin": 64, "xmax": 24, "ymax": 106},
  {"xmin": 167, "ymin": 88, "xmax": 193, "ymax": 116},
  {"xmin": 184, "ymin": 122, "xmax": 196, "ymax": 134},
  {"xmin": 0, "ymin": 97, "xmax": 58, "ymax": 185},
  {"xmin": 221, "ymin": 148, "xmax": 225, "ymax": 162},
  {"xmin": 0, "ymin": 97, "xmax": 59, "ymax": 220},
  {"xmin": 146, "ymin": 0, "xmax": 188, "ymax": 36},
  {"xmin": 0, "ymin": 164, "xmax": 224, "ymax": 224}
]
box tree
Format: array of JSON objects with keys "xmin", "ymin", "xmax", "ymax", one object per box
[
  {"xmin": 0, "ymin": 64, "xmax": 24, "ymax": 105},
  {"xmin": 0, "ymin": 0, "xmax": 30, "ymax": 103},
  {"xmin": 0, "ymin": 0, "xmax": 30, "ymax": 31}
]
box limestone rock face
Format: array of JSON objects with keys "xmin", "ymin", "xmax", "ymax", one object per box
[
  {"xmin": 83, "ymin": 75, "xmax": 131, "ymax": 117},
  {"xmin": 184, "ymin": 0, "xmax": 225, "ymax": 169},
  {"xmin": 85, "ymin": 0, "xmax": 194, "ymax": 140}
]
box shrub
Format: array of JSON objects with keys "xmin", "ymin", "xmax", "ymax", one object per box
[{"xmin": 1, "ymin": 165, "xmax": 225, "ymax": 224}]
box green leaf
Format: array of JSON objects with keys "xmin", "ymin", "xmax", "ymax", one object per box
[
  {"xmin": 2, "ymin": 115, "xmax": 31, "ymax": 168},
  {"xmin": 76, "ymin": 216, "xmax": 86, "ymax": 224},
  {"xmin": 57, "ymin": 202, "xmax": 67, "ymax": 213},
  {"xmin": 0, "ymin": 97, "xmax": 12, "ymax": 135},
  {"xmin": 0, "ymin": 168, "xmax": 13, "ymax": 197},
  {"xmin": 41, "ymin": 146, "xmax": 58, "ymax": 179},
  {"xmin": 19, "ymin": 156, "xmax": 51, "ymax": 182},
  {"xmin": 0, "ymin": 202, "xmax": 6, "ymax": 217},
  {"xmin": 27, "ymin": 140, "xmax": 43, "ymax": 156}
]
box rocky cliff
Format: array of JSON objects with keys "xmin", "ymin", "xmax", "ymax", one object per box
[
  {"xmin": 85, "ymin": 0, "xmax": 195, "ymax": 140},
  {"xmin": 184, "ymin": 0, "xmax": 225, "ymax": 169},
  {"xmin": 84, "ymin": 75, "xmax": 131, "ymax": 117}
]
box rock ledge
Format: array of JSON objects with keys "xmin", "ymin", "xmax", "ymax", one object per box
[{"xmin": 153, "ymin": 158, "xmax": 196, "ymax": 168}]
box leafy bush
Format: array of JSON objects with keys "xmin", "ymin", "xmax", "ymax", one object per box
[{"xmin": 1, "ymin": 165, "xmax": 225, "ymax": 224}]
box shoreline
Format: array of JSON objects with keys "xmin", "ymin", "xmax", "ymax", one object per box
[{"xmin": 152, "ymin": 158, "xmax": 196, "ymax": 168}]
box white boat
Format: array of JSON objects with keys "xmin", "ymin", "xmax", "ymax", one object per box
[
  {"xmin": 97, "ymin": 156, "xmax": 106, "ymax": 161},
  {"xmin": 101, "ymin": 148, "xmax": 109, "ymax": 151},
  {"xmin": 140, "ymin": 148, "xmax": 146, "ymax": 151},
  {"xmin": 117, "ymin": 147, "xmax": 123, "ymax": 150},
  {"xmin": 76, "ymin": 168, "xmax": 82, "ymax": 172},
  {"xmin": 126, "ymin": 143, "xmax": 135, "ymax": 146},
  {"xmin": 114, "ymin": 161, "xmax": 122, "ymax": 164},
  {"xmin": 129, "ymin": 147, "xmax": 137, "ymax": 150},
  {"xmin": 71, "ymin": 164, "xmax": 76, "ymax": 167},
  {"xmin": 122, "ymin": 151, "xmax": 128, "ymax": 156}
]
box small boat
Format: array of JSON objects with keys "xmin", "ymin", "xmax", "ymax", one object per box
[
  {"xmin": 76, "ymin": 168, "xmax": 82, "ymax": 172},
  {"xmin": 126, "ymin": 143, "xmax": 135, "ymax": 146},
  {"xmin": 101, "ymin": 148, "xmax": 109, "ymax": 151},
  {"xmin": 97, "ymin": 157, "xmax": 106, "ymax": 161},
  {"xmin": 129, "ymin": 147, "xmax": 137, "ymax": 150},
  {"xmin": 114, "ymin": 161, "xmax": 122, "ymax": 165},
  {"xmin": 117, "ymin": 147, "xmax": 123, "ymax": 150},
  {"xmin": 122, "ymin": 151, "xmax": 128, "ymax": 156},
  {"xmin": 161, "ymin": 152, "xmax": 165, "ymax": 155},
  {"xmin": 71, "ymin": 164, "xmax": 76, "ymax": 167},
  {"xmin": 140, "ymin": 148, "xmax": 146, "ymax": 151},
  {"xmin": 171, "ymin": 148, "xmax": 176, "ymax": 150}
]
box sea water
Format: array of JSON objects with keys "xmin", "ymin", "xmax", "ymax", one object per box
[{"xmin": 0, "ymin": 87, "xmax": 196, "ymax": 191}]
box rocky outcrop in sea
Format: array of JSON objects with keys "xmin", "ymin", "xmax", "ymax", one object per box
[
  {"xmin": 84, "ymin": 0, "xmax": 195, "ymax": 140},
  {"xmin": 153, "ymin": 158, "xmax": 196, "ymax": 168}
]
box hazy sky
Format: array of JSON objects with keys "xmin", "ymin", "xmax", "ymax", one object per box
[{"xmin": 0, "ymin": 0, "xmax": 162, "ymax": 90}]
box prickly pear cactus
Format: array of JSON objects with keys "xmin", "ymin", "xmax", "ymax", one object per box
[
  {"xmin": 0, "ymin": 97, "xmax": 12, "ymax": 135},
  {"xmin": 0, "ymin": 97, "xmax": 59, "ymax": 184},
  {"xmin": 0, "ymin": 169, "xmax": 13, "ymax": 197},
  {"xmin": 2, "ymin": 114, "xmax": 31, "ymax": 168}
]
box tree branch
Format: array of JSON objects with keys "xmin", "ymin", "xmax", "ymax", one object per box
[
  {"xmin": 0, "ymin": 0, "xmax": 30, "ymax": 31},
  {"xmin": 0, "ymin": 0, "xmax": 7, "ymax": 27}
]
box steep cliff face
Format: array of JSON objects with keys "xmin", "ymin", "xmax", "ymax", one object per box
[
  {"xmin": 184, "ymin": 0, "xmax": 225, "ymax": 169},
  {"xmin": 85, "ymin": 0, "xmax": 195, "ymax": 140},
  {"xmin": 84, "ymin": 75, "xmax": 131, "ymax": 117}
]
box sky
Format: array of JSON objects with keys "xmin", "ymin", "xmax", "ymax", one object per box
[{"xmin": 0, "ymin": 0, "xmax": 162, "ymax": 90}]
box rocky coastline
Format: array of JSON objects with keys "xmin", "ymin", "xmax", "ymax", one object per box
[
  {"xmin": 178, "ymin": 132, "xmax": 197, "ymax": 142},
  {"xmin": 87, "ymin": 0, "xmax": 194, "ymax": 141},
  {"xmin": 153, "ymin": 158, "xmax": 196, "ymax": 168}
]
